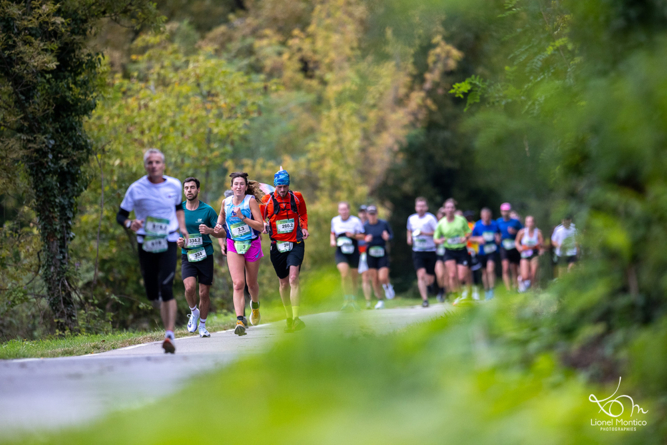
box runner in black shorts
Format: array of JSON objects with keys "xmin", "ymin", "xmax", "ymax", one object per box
[
  {"xmin": 497, "ymin": 203, "xmax": 523, "ymax": 291},
  {"xmin": 116, "ymin": 148, "xmax": 189, "ymax": 354},
  {"xmin": 178, "ymin": 177, "xmax": 224, "ymax": 338},
  {"xmin": 362, "ymin": 205, "xmax": 393, "ymax": 309},
  {"xmin": 434, "ymin": 199, "xmax": 472, "ymax": 304},
  {"xmin": 330, "ymin": 202, "xmax": 365, "ymax": 310},
  {"xmin": 407, "ymin": 198, "xmax": 439, "ymax": 307}
]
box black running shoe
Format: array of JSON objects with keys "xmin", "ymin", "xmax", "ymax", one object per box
[
  {"xmin": 422, "ymin": 300, "xmax": 430, "ymax": 308},
  {"xmin": 292, "ymin": 317, "xmax": 306, "ymax": 332}
]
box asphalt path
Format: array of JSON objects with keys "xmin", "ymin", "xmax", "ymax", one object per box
[{"xmin": 0, "ymin": 304, "xmax": 450, "ymax": 438}]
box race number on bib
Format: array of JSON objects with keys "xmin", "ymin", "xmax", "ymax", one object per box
[
  {"xmin": 187, "ymin": 247, "xmax": 207, "ymax": 262},
  {"xmin": 337, "ymin": 237, "xmax": 353, "ymax": 247},
  {"xmin": 145, "ymin": 216, "xmax": 170, "ymax": 237},
  {"xmin": 277, "ymin": 241, "xmax": 293, "ymax": 253},
  {"xmin": 143, "ymin": 236, "xmax": 168, "ymax": 253},
  {"xmin": 368, "ymin": 246, "xmax": 385, "ymax": 258},
  {"xmin": 234, "ymin": 240, "xmax": 252, "ymax": 255},
  {"xmin": 414, "ymin": 237, "xmax": 428, "ymax": 249},
  {"xmin": 483, "ymin": 244, "xmax": 497, "ymax": 254},
  {"xmin": 436, "ymin": 244, "xmax": 446, "ymax": 256},
  {"xmin": 502, "ymin": 239, "xmax": 516, "ymax": 250},
  {"xmin": 447, "ymin": 236, "xmax": 464, "ymax": 245},
  {"xmin": 483, "ymin": 232, "xmax": 495, "ymax": 242},
  {"xmin": 230, "ymin": 222, "xmax": 251, "ymax": 238},
  {"xmin": 276, "ymin": 219, "xmax": 295, "ymax": 234},
  {"xmin": 187, "ymin": 236, "xmax": 203, "ymax": 248}
]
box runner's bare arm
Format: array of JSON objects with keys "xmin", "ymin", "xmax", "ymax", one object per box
[
  {"xmin": 176, "ymin": 209, "xmax": 189, "ymax": 239},
  {"xmin": 215, "ymin": 205, "xmax": 226, "ymax": 233},
  {"xmin": 245, "ymin": 198, "xmax": 266, "ymax": 232},
  {"xmin": 330, "ymin": 232, "xmax": 337, "ymax": 247},
  {"xmin": 406, "ymin": 230, "xmax": 412, "ymax": 246}
]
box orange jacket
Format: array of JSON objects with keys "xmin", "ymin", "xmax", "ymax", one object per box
[{"xmin": 261, "ymin": 191, "xmax": 308, "ymax": 243}]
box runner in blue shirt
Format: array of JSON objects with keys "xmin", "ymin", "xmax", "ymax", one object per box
[
  {"xmin": 496, "ymin": 202, "xmax": 523, "ymax": 291},
  {"xmin": 471, "ymin": 208, "xmax": 501, "ymax": 300}
]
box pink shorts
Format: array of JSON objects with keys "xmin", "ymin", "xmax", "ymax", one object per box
[{"xmin": 227, "ymin": 237, "xmax": 264, "ymax": 262}]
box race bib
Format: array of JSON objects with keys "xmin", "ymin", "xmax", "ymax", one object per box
[
  {"xmin": 187, "ymin": 236, "xmax": 203, "ymax": 248},
  {"xmin": 230, "ymin": 221, "xmax": 251, "ymax": 238},
  {"xmin": 447, "ymin": 236, "xmax": 464, "ymax": 245},
  {"xmin": 145, "ymin": 216, "xmax": 170, "ymax": 237},
  {"xmin": 483, "ymin": 244, "xmax": 497, "ymax": 254},
  {"xmin": 276, "ymin": 218, "xmax": 295, "ymax": 234},
  {"xmin": 436, "ymin": 244, "xmax": 446, "ymax": 256},
  {"xmin": 277, "ymin": 241, "xmax": 293, "ymax": 253},
  {"xmin": 337, "ymin": 237, "xmax": 353, "ymax": 247},
  {"xmin": 340, "ymin": 244, "xmax": 355, "ymax": 255},
  {"xmin": 143, "ymin": 236, "xmax": 168, "ymax": 253},
  {"xmin": 483, "ymin": 232, "xmax": 495, "ymax": 242},
  {"xmin": 521, "ymin": 249, "xmax": 534, "ymax": 258},
  {"xmin": 234, "ymin": 240, "xmax": 252, "ymax": 255},
  {"xmin": 524, "ymin": 239, "xmax": 537, "ymax": 247},
  {"xmin": 414, "ymin": 237, "xmax": 428, "ymax": 249},
  {"xmin": 187, "ymin": 247, "xmax": 207, "ymax": 262},
  {"xmin": 502, "ymin": 239, "xmax": 516, "ymax": 250},
  {"xmin": 368, "ymin": 246, "xmax": 385, "ymax": 257}
]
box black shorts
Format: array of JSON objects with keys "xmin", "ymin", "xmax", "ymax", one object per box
[
  {"xmin": 520, "ymin": 249, "xmax": 540, "ymax": 261},
  {"xmin": 558, "ymin": 255, "xmax": 578, "ymax": 265},
  {"xmin": 443, "ymin": 248, "xmax": 470, "ymax": 266},
  {"xmin": 412, "ymin": 251, "xmax": 437, "ymax": 275},
  {"xmin": 367, "ymin": 253, "xmax": 389, "ymax": 269},
  {"xmin": 335, "ymin": 248, "xmax": 360, "ymax": 269},
  {"xmin": 480, "ymin": 251, "xmax": 499, "ymax": 268},
  {"xmin": 469, "ymin": 252, "xmax": 482, "ymax": 271},
  {"xmin": 181, "ymin": 253, "xmax": 214, "ymax": 286},
  {"xmin": 270, "ymin": 241, "xmax": 305, "ymax": 279},
  {"xmin": 500, "ymin": 246, "xmax": 521, "ymax": 265},
  {"xmin": 138, "ymin": 241, "xmax": 177, "ymax": 302}
]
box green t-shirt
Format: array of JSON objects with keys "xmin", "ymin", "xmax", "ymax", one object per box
[
  {"xmin": 182, "ymin": 201, "xmax": 219, "ymax": 256},
  {"xmin": 434, "ymin": 215, "xmax": 471, "ymax": 249}
]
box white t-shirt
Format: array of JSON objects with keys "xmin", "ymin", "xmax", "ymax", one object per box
[
  {"xmin": 331, "ymin": 215, "xmax": 365, "ymax": 237},
  {"xmin": 407, "ymin": 213, "xmax": 438, "ymax": 252},
  {"xmin": 551, "ymin": 224, "xmax": 578, "ymax": 256},
  {"xmin": 120, "ymin": 175, "xmax": 182, "ymax": 242}
]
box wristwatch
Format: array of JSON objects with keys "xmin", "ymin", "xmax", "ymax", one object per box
[{"xmin": 125, "ymin": 219, "xmax": 132, "ymax": 229}]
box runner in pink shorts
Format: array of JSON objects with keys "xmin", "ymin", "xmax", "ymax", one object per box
[{"xmin": 226, "ymin": 237, "xmax": 263, "ymax": 262}]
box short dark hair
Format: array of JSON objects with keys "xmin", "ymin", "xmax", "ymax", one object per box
[
  {"xmin": 415, "ymin": 197, "xmax": 428, "ymax": 204},
  {"xmin": 183, "ymin": 177, "xmax": 200, "ymax": 188}
]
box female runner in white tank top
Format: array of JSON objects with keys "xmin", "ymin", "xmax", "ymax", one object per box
[{"xmin": 515, "ymin": 215, "xmax": 544, "ymax": 292}]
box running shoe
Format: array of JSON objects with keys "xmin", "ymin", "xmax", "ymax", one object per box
[
  {"xmin": 234, "ymin": 320, "xmax": 247, "ymax": 336},
  {"xmin": 374, "ymin": 300, "xmax": 385, "ymax": 309},
  {"xmin": 187, "ymin": 311, "xmax": 200, "ymax": 333},
  {"xmin": 462, "ymin": 289, "xmax": 469, "ymax": 300},
  {"xmin": 384, "ymin": 284, "xmax": 396, "ymax": 300},
  {"xmin": 285, "ymin": 318, "xmax": 294, "ymax": 333},
  {"xmin": 199, "ymin": 325, "xmax": 210, "ymax": 338},
  {"xmin": 472, "ymin": 288, "xmax": 480, "ymax": 301},
  {"xmin": 292, "ymin": 317, "xmax": 306, "ymax": 331},
  {"xmin": 249, "ymin": 305, "xmax": 261, "ymax": 326},
  {"xmin": 436, "ymin": 291, "xmax": 445, "ymax": 303},
  {"xmin": 421, "ymin": 300, "xmax": 429, "ymax": 308},
  {"xmin": 162, "ymin": 337, "xmax": 175, "ymax": 354},
  {"xmin": 366, "ymin": 300, "xmax": 372, "ymax": 309},
  {"xmin": 242, "ymin": 316, "xmax": 248, "ymax": 327}
]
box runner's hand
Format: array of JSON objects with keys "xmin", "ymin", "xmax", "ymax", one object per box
[
  {"xmin": 263, "ymin": 223, "xmax": 269, "ymax": 234},
  {"xmin": 220, "ymin": 241, "xmax": 227, "ymax": 255},
  {"xmin": 302, "ymin": 229, "xmax": 309, "ymax": 240},
  {"xmin": 231, "ymin": 207, "xmax": 242, "ymax": 219},
  {"xmin": 199, "ymin": 224, "xmax": 210, "ymax": 235},
  {"xmin": 214, "ymin": 223, "xmax": 224, "ymax": 234},
  {"xmin": 508, "ymin": 227, "xmax": 517, "ymax": 235},
  {"xmin": 180, "ymin": 228, "xmax": 189, "ymax": 240},
  {"xmin": 177, "ymin": 237, "xmax": 185, "ymax": 248},
  {"xmin": 130, "ymin": 219, "xmax": 144, "ymax": 232},
  {"xmin": 345, "ymin": 232, "xmax": 355, "ymax": 238},
  {"xmin": 330, "ymin": 239, "xmax": 337, "ymax": 247},
  {"xmin": 381, "ymin": 230, "xmax": 390, "ymax": 241},
  {"xmin": 365, "ymin": 234, "xmax": 373, "ymax": 243}
]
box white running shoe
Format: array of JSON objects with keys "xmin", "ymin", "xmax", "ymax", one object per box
[
  {"xmin": 383, "ymin": 284, "xmax": 396, "ymax": 300},
  {"xmin": 462, "ymin": 289, "xmax": 469, "ymax": 300},
  {"xmin": 472, "ymin": 288, "xmax": 480, "ymax": 301},
  {"xmin": 199, "ymin": 325, "xmax": 210, "ymax": 338},
  {"xmin": 374, "ymin": 300, "xmax": 385, "ymax": 309},
  {"xmin": 187, "ymin": 310, "xmax": 200, "ymax": 333}
]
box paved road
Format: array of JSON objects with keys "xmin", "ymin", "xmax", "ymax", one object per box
[{"xmin": 0, "ymin": 305, "xmax": 450, "ymax": 438}]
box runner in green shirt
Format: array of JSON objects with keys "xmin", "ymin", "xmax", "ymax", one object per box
[
  {"xmin": 177, "ymin": 177, "xmax": 224, "ymax": 338},
  {"xmin": 434, "ymin": 198, "xmax": 472, "ymax": 303}
]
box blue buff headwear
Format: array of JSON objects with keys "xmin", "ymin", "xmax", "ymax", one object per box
[{"xmin": 274, "ymin": 166, "xmax": 290, "ymax": 186}]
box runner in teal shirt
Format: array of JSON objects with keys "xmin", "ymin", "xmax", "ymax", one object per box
[{"xmin": 182, "ymin": 200, "xmax": 219, "ymax": 256}]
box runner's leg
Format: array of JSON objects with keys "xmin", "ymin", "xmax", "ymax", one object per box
[
  {"xmin": 510, "ymin": 263, "xmax": 519, "ymax": 289},
  {"xmin": 502, "ymin": 259, "xmax": 511, "ymax": 291},
  {"xmin": 183, "ymin": 277, "xmax": 198, "ymax": 309},
  {"xmin": 530, "ymin": 257, "xmax": 540, "ymax": 288},
  {"xmin": 377, "ymin": 267, "xmax": 390, "ymax": 299},
  {"xmin": 288, "ymin": 265, "xmax": 301, "ymax": 310},
  {"xmin": 198, "ymin": 284, "xmax": 211, "ymax": 320},
  {"xmin": 445, "ymin": 260, "xmax": 459, "ymax": 293},
  {"xmin": 362, "ymin": 271, "xmax": 372, "ymax": 305},
  {"xmin": 487, "ymin": 260, "xmax": 496, "ymax": 290},
  {"xmin": 244, "ymin": 258, "xmax": 261, "ymax": 305},
  {"xmin": 368, "ymin": 268, "xmax": 383, "ymax": 300},
  {"xmin": 416, "ymin": 268, "xmax": 429, "ymax": 301},
  {"xmin": 279, "ymin": 276, "xmax": 291, "ymax": 317},
  {"xmin": 158, "ymin": 243, "xmax": 177, "ymax": 333},
  {"xmin": 228, "ymin": 252, "xmax": 247, "ymax": 317},
  {"xmin": 458, "ymin": 264, "xmax": 470, "ymax": 295},
  {"xmin": 337, "ymin": 262, "xmax": 351, "ymax": 296}
]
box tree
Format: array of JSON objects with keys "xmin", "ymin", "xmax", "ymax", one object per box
[{"xmin": 0, "ymin": 0, "xmax": 161, "ymax": 331}]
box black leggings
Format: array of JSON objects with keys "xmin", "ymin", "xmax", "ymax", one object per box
[{"xmin": 138, "ymin": 241, "xmax": 178, "ymax": 302}]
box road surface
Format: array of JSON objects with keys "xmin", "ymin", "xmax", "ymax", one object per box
[{"xmin": 0, "ymin": 304, "xmax": 450, "ymax": 438}]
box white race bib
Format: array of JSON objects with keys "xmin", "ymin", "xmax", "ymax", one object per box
[
  {"xmin": 483, "ymin": 232, "xmax": 495, "ymax": 242},
  {"xmin": 143, "ymin": 236, "xmax": 168, "ymax": 253},
  {"xmin": 521, "ymin": 249, "xmax": 534, "ymax": 258},
  {"xmin": 187, "ymin": 247, "xmax": 207, "ymax": 262},
  {"xmin": 436, "ymin": 244, "xmax": 446, "ymax": 256},
  {"xmin": 337, "ymin": 237, "xmax": 353, "ymax": 247},
  {"xmin": 277, "ymin": 241, "xmax": 293, "ymax": 253},
  {"xmin": 187, "ymin": 236, "xmax": 203, "ymax": 248},
  {"xmin": 340, "ymin": 244, "xmax": 355, "ymax": 255},
  {"xmin": 231, "ymin": 222, "xmax": 251, "ymax": 238},
  {"xmin": 483, "ymin": 244, "xmax": 497, "ymax": 254},
  {"xmin": 368, "ymin": 246, "xmax": 385, "ymax": 257},
  {"xmin": 145, "ymin": 216, "xmax": 170, "ymax": 237},
  {"xmin": 502, "ymin": 239, "xmax": 516, "ymax": 250},
  {"xmin": 276, "ymin": 219, "xmax": 295, "ymax": 234},
  {"xmin": 447, "ymin": 236, "xmax": 464, "ymax": 245}
]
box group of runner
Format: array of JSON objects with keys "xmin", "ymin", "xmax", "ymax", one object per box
[
  {"xmin": 118, "ymin": 148, "xmax": 580, "ymax": 353},
  {"xmin": 332, "ymin": 196, "xmax": 579, "ymax": 308},
  {"xmin": 117, "ymin": 149, "xmax": 309, "ymax": 353}
]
